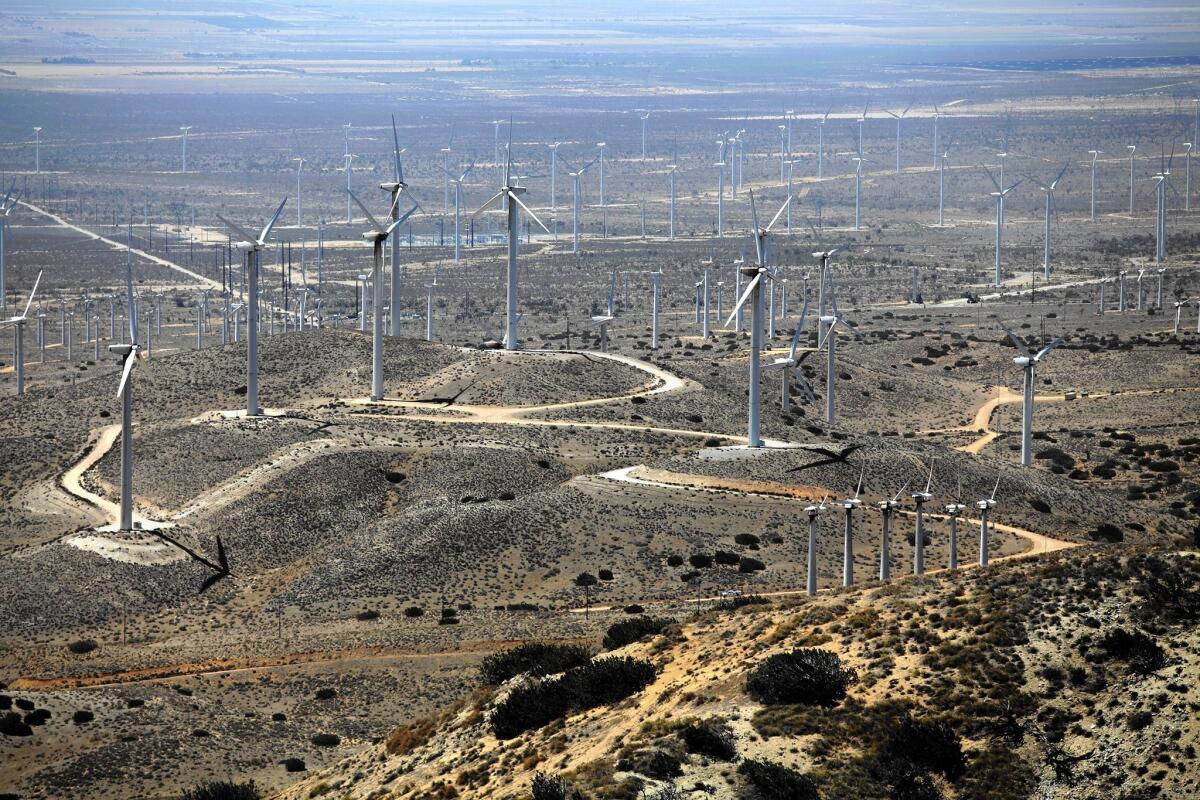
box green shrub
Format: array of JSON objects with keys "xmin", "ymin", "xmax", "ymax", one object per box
[
  {"xmin": 531, "ymin": 771, "xmax": 587, "ymax": 800},
  {"xmin": 603, "ymin": 617, "xmax": 671, "ymax": 650},
  {"xmin": 480, "ymin": 642, "xmax": 593, "ymax": 684},
  {"xmin": 746, "ymin": 649, "xmax": 852, "ymax": 707},
  {"xmin": 1098, "ymin": 628, "xmax": 1165, "ymax": 675},
  {"xmin": 679, "ymin": 717, "xmax": 737, "ymax": 760},
  {"xmin": 884, "ymin": 714, "xmax": 965, "ymax": 780},
  {"xmin": 738, "ymin": 758, "xmax": 819, "ymax": 800},
  {"xmin": 178, "ymin": 781, "xmax": 261, "ymax": 800},
  {"xmin": 490, "ymin": 657, "xmax": 657, "ymax": 739}
]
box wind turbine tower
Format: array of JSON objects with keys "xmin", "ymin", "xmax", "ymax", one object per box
[{"xmin": 180, "ymin": 126, "xmax": 192, "ymax": 173}]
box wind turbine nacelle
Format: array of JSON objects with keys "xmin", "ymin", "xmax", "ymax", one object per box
[
  {"xmin": 912, "ymin": 492, "xmax": 933, "ymax": 503},
  {"xmin": 1013, "ymin": 356, "xmax": 1031, "ymax": 367},
  {"xmin": 819, "ymin": 314, "xmax": 837, "ymax": 324},
  {"xmin": 842, "ymin": 499, "xmax": 862, "ymax": 510},
  {"xmin": 108, "ymin": 343, "xmax": 134, "ymax": 357},
  {"xmin": 363, "ymin": 231, "xmax": 388, "ymax": 242},
  {"xmin": 740, "ymin": 266, "xmax": 759, "ymax": 277},
  {"xmin": 380, "ymin": 181, "xmax": 401, "ymax": 192},
  {"xmin": 976, "ymin": 499, "xmax": 995, "ymax": 510},
  {"xmin": 509, "ymin": 186, "xmax": 527, "ymax": 197}
]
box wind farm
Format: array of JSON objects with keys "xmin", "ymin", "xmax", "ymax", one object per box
[{"xmin": 1, "ymin": 3, "xmax": 1200, "ymax": 800}]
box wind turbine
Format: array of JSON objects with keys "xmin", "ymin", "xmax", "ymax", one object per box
[
  {"xmin": 597, "ymin": 142, "xmax": 608, "ymax": 237},
  {"xmin": 425, "ymin": 269, "xmax": 439, "ymax": 341},
  {"xmin": 984, "ymin": 166, "xmax": 1021, "ymax": 287},
  {"xmin": 2, "ymin": 270, "xmax": 41, "ymax": 395},
  {"xmin": 977, "ymin": 475, "xmax": 1001, "ymax": 567},
  {"xmin": 937, "ymin": 139, "xmax": 954, "ymax": 226},
  {"xmin": 562, "ymin": 155, "xmax": 596, "ymax": 254},
  {"xmin": 668, "ymin": 161, "xmax": 678, "ymax": 240},
  {"xmin": 840, "ymin": 464, "xmax": 865, "ymax": 587},
  {"xmin": 1126, "ymin": 144, "xmax": 1138, "ymax": 215},
  {"xmin": 931, "ymin": 103, "xmax": 941, "ymax": 169},
  {"xmin": 911, "ymin": 460, "xmax": 935, "ymax": 576},
  {"xmin": 179, "ymin": 126, "xmax": 192, "ymax": 173},
  {"xmin": 382, "ymin": 115, "xmax": 424, "ymax": 337},
  {"xmin": 1184, "ymin": 142, "xmax": 1193, "ymax": 212},
  {"xmin": 763, "ymin": 301, "xmax": 817, "ymax": 412},
  {"xmin": 0, "ymin": 183, "xmax": 20, "ymax": 309},
  {"xmin": 216, "ymin": 197, "xmax": 287, "ymax": 416},
  {"xmin": 1032, "ymin": 162, "xmax": 1070, "ymax": 279},
  {"xmin": 1172, "ymin": 297, "xmax": 1189, "ymax": 335},
  {"xmin": 805, "ymin": 497, "xmax": 828, "ymax": 595},
  {"xmin": 1001, "ymin": 325, "xmax": 1064, "ymax": 467},
  {"xmin": 817, "ymin": 106, "xmax": 831, "ymax": 180},
  {"xmin": 855, "ymin": 100, "xmax": 869, "ymax": 160},
  {"xmin": 715, "ymin": 137, "xmax": 727, "ymax": 237},
  {"xmin": 293, "ymin": 157, "xmax": 304, "ymax": 227},
  {"xmin": 110, "ymin": 242, "xmax": 141, "ymax": 531},
  {"xmin": 1087, "ymin": 149, "xmax": 1102, "ymax": 221},
  {"xmin": 637, "ymin": 109, "xmax": 651, "ymax": 159},
  {"xmin": 816, "ymin": 269, "xmax": 860, "ymax": 427},
  {"xmin": 885, "ymin": 101, "xmax": 913, "ymax": 173},
  {"xmin": 33, "ymin": 127, "xmax": 42, "ymax": 173},
  {"xmin": 547, "ymin": 142, "xmax": 562, "ymax": 234},
  {"xmin": 945, "ymin": 480, "xmax": 966, "ymax": 571},
  {"xmin": 343, "ymin": 153, "xmax": 356, "ymax": 223},
  {"xmin": 724, "ymin": 191, "xmax": 793, "ymax": 447},
  {"xmin": 349, "ymin": 188, "xmax": 416, "ymax": 401},
  {"xmin": 472, "ymin": 124, "xmax": 550, "ymax": 351},
  {"xmin": 443, "ymin": 159, "xmax": 475, "ymax": 263},
  {"xmin": 878, "ymin": 482, "xmax": 906, "ymax": 581}
]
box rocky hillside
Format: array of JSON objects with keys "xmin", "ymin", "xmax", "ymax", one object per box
[{"xmin": 273, "ymin": 546, "xmax": 1200, "ymax": 800}]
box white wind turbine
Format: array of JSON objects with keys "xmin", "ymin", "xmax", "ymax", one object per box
[
  {"xmin": 1087, "ymin": 149, "xmax": 1102, "ymax": 221},
  {"xmin": 349, "ymin": 188, "xmax": 417, "ymax": 401},
  {"xmin": 472, "ymin": 125, "xmax": 550, "ymax": 351},
  {"xmin": 877, "ymin": 481, "xmax": 908, "ymax": 582},
  {"xmin": 724, "ymin": 190, "xmax": 793, "ymax": 447},
  {"xmin": 110, "ymin": 248, "xmax": 141, "ymax": 531},
  {"xmin": 936, "ymin": 139, "xmax": 954, "ymax": 226},
  {"xmin": 984, "ymin": 166, "xmax": 1022, "ymax": 287},
  {"xmin": 977, "ymin": 475, "xmax": 1001, "ymax": 567},
  {"xmin": 2, "ymin": 270, "xmax": 41, "ymax": 395},
  {"xmin": 637, "ymin": 109, "xmax": 651, "ymax": 159},
  {"xmin": 547, "ymin": 142, "xmax": 562, "ymax": 235},
  {"xmin": 944, "ymin": 480, "xmax": 966, "ymax": 571},
  {"xmin": 425, "ymin": 269, "xmax": 439, "ymax": 341},
  {"xmin": 179, "ymin": 126, "xmax": 192, "ymax": 173},
  {"xmin": 931, "ymin": 103, "xmax": 941, "ymax": 169},
  {"xmin": 1032, "ymin": 162, "xmax": 1070, "ymax": 279},
  {"xmin": 885, "ymin": 101, "xmax": 913, "ymax": 173},
  {"xmin": 910, "ymin": 460, "xmax": 935, "ymax": 576},
  {"xmin": 668, "ymin": 161, "xmax": 678, "ymax": 241},
  {"xmin": 816, "ymin": 270, "xmax": 860, "ymax": 427},
  {"xmin": 763, "ymin": 300, "xmax": 817, "ymax": 412},
  {"xmin": 817, "ymin": 106, "xmax": 832, "ymax": 180},
  {"xmin": 562, "ymin": 155, "xmax": 597, "ymax": 254},
  {"xmin": 216, "ymin": 197, "xmax": 287, "ymax": 416},
  {"xmin": 715, "ymin": 136, "xmax": 727, "ymax": 237},
  {"xmin": 443, "ymin": 159, "xmax": 475, "ymax": 263},
  {"xmin": 343, "ymin": 153, "xmax": 356, "ymax": 224},
  {"xmin": 1127, "ymin": 145, "xmax": 1136, "ymax": 215},
  {"xmin": 382, "ymin": 115, "xmax": 424, "ymax": 337},
  {"xmin": 840, "ymin": 464, "xmax": 865, "ymax": 587},
  {"xmin": 855, "ymin": 100, "xmax": 868, "ymax": 160},
  {"xmin": 1001, "ymin": 325, "xmax": 1064, "ymax": 467},
  {"xmin": 1172, "ymin": 296, "xmax": 1190, "ymax": 335},
  {"xmin": 805, "ymin": 497, "xmax": 829, "ymax": 595},
  {"xmin": 0, "ymin": 182, "xmax": 20, "ymax": 309}
]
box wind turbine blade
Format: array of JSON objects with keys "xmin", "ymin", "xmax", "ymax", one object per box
[
  {"xmin": 399, "ymin": 186, "xmax": 426, "ymax": 215},
  {"xmin": 258, "ymin": 197, "xmax": 288, "ymax": 244},
  {"xmin": 459, "ymin": 159, "xmax": 476, "ymax": 181},
  {"xmin": 1035, "ymin": 337, "xmax": 1064, "ymax": 360},
  {"xmin": 1052, "ymin": 161, "xmax": 1070, "ymax": 188},
  {"xmin": 983, "ymin": 165, "xmax": 1002, "ymax": 192},
  {"xmin": 990, "ymin": 474, "xmax": 1001, "ymax": 501},
  {"xmin": 216, "ymin": 214, "xmax": 255, "ymax": 244},
  {"xmin": 891, "ymin": 481, "xmax": 910, "ymax": 503},
  {"xmin": 749, "ymin": 189, "xmax": 761, "ymax": 235},
  {"xmin": 725, "ymin": 273, "xmax": 761, "ymax": 327},
  {"xmin": 795, "ymin": 372, "xmax": 818, "ymax": 403},
  {"xmin": 999, "ymin": 324, "xmax": 1032, "ymax": 357},
  {"xmin": 22, "ymin": 270, "xmax": 42, "ymax": 320},
  {"xmin": 509, "ymin": 191, "xmax": 550, "ymax": 233},
  {"xmin": 788, "ymin": 323, "xmax": 803, "ymax": 360},
  {"xmin": 471, "ymin": 190, "xmax": 506, "ymax": 218},
  {"xmin": 765, "ymin": 195, "xmax": 793, "ymax": 233},
  {"xmin": 834, "ymin": 313, "xmax": 861, "ymax": 339},
  {"xmin": 347, "ymin": 189, "xmax": 384, "ymax": 232},
  {"xmin": 391, "ymin": 114, "xmax": 404, "ymax": 184},
  {"xmin": 116, "ymin": 349, "xmax": 136, "ymax": 398},
  {"xmin": 395, "ymin": 203, "xmax": 420, "ymax": 228},
  {"xmin": 854, "ymin": 462, "xmax": 866, "ymax": 499},
  {"xmin": 924, "ymin": 459, "xmax": 936, "ymax": 493}
]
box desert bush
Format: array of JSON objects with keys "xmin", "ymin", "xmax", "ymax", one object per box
[
  {"xmin": 480, "ymin": 642, "xmax": 593, "ymax": 684},
  {"xmin": 280, "ymin": 758, "xmax": 305, "ymax": 772},
  {"xmin": 746, "ymin": 648, "xmax": 852, "ymax": 707},
  {"xmin": 178, "ymin": 781, "xmax": 260, "ymax": 800},
  {"xmin": 1098, "ymin": 628, "xmax": 1165, "ymax": 675},
  {"xmin": 735, "ymin": 533, "xmax": 760, "ymax": 546},
  {"xmin": 884, "ymin": 714, "xmax": 965, "ymax": 780},
  {"xmin": 714, "ymin": 549, "xmax": 740, "ymax": 566},
  {"xmin": 310, "ymin": 733, "xmax": 340, "ymax": 747},
  {"xmin": 618, "ymin": 742, "xmax": 684, "ymax": 779},
  {"xmin": 355, "ymin": 609, "xmax": 379, "ymax": 621},
  {"xmin": 666, "ymin": 554, "xmax": 684, "ymax": 567},
  {"xmin": 72, "ymin": 710, "xmax": 94, "ymax": 724},
  {"xmin": 738, "ymin": 556, "xmax": 766, "ymax": 572},
  {"xmin": 531, "ymin": 772, "xmax": 587, "ymax": 800},
  {"xmin": 688, "ymin": 553, "xmax": 713, "ymax": 569},
  {"xmin": 603, "ymin": 617, "xmax": 671, "ymax": 650},
  {"xmin": 738, "ymin": 758, "xmax": 819, "ymax": 800},
  {"xmin": 490, "ymin": 657, "xmax": 657, "ymax": 739},
  {"xmin": 67, "ymin": 639, "xmax": 97, "ymax": 655},
  {"xmin": 403, "ymin": 606, "xmax": 424, "ymax": 618},
  {"xmin": 679, "ymin": 717, "xmax": 737, "ymax": 760},
  {"xmin": 0, "ymin": 712, "xmax": 32, "ymax": 737}
]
